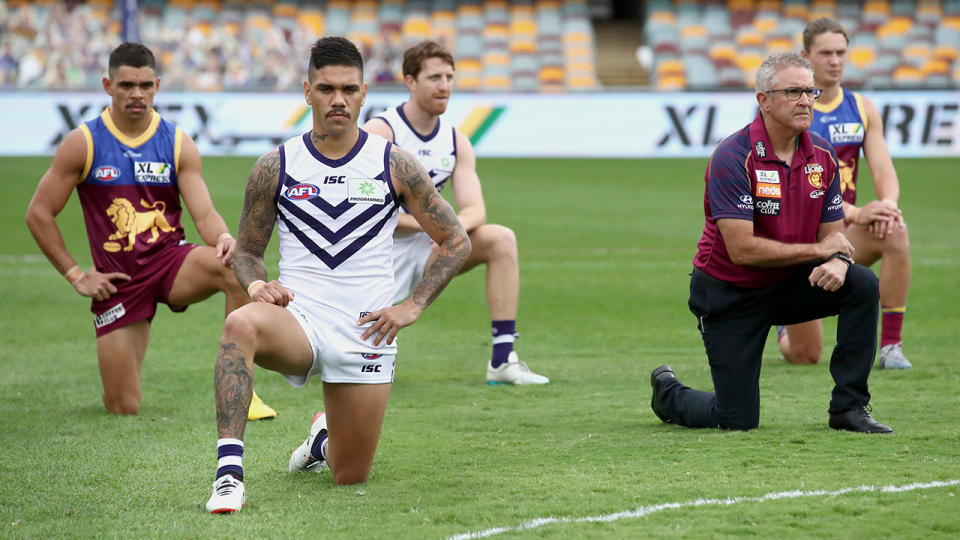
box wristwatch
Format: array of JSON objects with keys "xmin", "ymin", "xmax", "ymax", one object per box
[{"xmin": 829, "ymin": 252, "xmax": 853, "ymax": 267}]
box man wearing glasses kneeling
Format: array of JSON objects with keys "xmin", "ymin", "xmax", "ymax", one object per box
[{"xmin": 648, "ymin": 52, "xmax": 892, "ymax": 434}]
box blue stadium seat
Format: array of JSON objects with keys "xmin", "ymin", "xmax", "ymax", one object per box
[{"xmin": 684, "ymin": 54, "xmax": 719, "ymax": 89}]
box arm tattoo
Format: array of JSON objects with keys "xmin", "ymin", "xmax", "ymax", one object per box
[
  {"xmin": 390, "ymin": 147, "xmax": 471, "ymax": 308},
  {"xmin": 215, "ymin": 342, "xmax": 251, "ymax": 440},
  {"xmin": 234, "ymin": 150, "xmax": 281, "ymax": 289}
]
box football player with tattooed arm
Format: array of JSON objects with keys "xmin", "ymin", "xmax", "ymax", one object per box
[
  {"xmin": 204, "ymin": 37, "xmax": 470, "ymax": 513},
  {"xmin": 24, "ymin": 42, "xmax": 276, "ymax": 419}
]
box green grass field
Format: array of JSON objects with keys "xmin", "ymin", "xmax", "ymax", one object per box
[{"xmin": 1, "ymin": 155, "xmax": 958, "ymax": 538}]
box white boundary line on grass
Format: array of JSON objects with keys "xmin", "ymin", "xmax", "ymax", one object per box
[{"xmin": 445, "ymin": 479, "xmax": 960, "ymax": 540}]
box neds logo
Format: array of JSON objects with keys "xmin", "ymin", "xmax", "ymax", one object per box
[{"xmin": 286, "ymin": 183, "xmax": 319, "ymax": 200}]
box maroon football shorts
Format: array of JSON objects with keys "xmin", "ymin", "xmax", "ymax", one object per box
[{"xmin": 90, "ymin": 243, "xmax": 198, "ymax": 337}]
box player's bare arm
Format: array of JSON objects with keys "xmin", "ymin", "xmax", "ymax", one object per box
[
  {"xmin": 449, "ymin": 130, "xmax": 487, "ymax": 233},
  {"xmin": 176, "ymin": 133, "xmax": 236, "ymax": 264},
  {"xmin": 857, "ymin": 96, "xmax": 904, "ymax": 237},
  {"xmin": 717, "ymin": 218, "xmax": 853, "ymax": 267},
  {"xmin": 26, "ymin": 129, "xmax": 89, "ymax": 273},
  {"xmin": 25, "ymin": 128, "xmax": 131, "ymax": 300},
  {"xmin": 395, "ymin": 206, "xmax": 426, "ymax": 234},
  {"xmin": 861, "ymin": 96, "xmax": 900, "ymax": 205},
  {"xmin": 358, "ymin": 146, "xmax": 470, "ymax": 345},
  {"xmin": 234, "ymin": 149, "xmax": 292, "ymax": 306}
]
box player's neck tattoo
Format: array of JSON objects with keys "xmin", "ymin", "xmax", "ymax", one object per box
[{"xmin": 310, "ymin": 130, "xmax": 329, "ymax": 145}]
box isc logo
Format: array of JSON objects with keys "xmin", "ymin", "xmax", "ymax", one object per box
[
  {"xmin": 361, "ymin": 364, "xmax": 382, "ymax": 373},
  {"xmin": 286, "ymin": 183, "xmax": 319, "ymax": 200},
  {"xmin": 94, "ymin": 166, "xmax": 121, "ymax": 181},
  {"xmin": 323, "ymin": 175, "xmax": 346, "ymax": 184}
]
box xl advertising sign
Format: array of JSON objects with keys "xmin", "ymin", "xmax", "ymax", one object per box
[{"xmin": 3, "ymin": 91, "xmax": 958, "ymax": 157}]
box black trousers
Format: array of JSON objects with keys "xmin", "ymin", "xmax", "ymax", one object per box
[{"xmin": 658, "ymin": 264, "xmax": 879, "ymax": 430}]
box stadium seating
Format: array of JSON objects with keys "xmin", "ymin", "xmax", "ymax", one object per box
[
  {"xmin": 5, "ymin": 0, "xmax": 957, "ymax": 91},
  {"xmin": 645, "ymin": 0, "xmax": 960, "ymax": 90},
  {"xmin": 0, "ymin": 0, "xmax": 598, "ymax": 92}
]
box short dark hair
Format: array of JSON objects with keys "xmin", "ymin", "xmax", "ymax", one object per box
[
  {"xmin": 108, "ymin": 42, "xmax": 156, "ymax": 76},
  {"xmin": 402, "ymin": 40, "xmax": 455, "ymax": 79},
  {"xmin": 803, "ymin": 18, "xmax": 849, "ymax": 51},
  {"xmin": 308, "ymin": 36, "xmax": 364, "ymax": 79}
]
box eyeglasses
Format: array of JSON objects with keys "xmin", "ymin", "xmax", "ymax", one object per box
[{"xmin": 765, "ymin": 87, "xmax": 822, "ymax": 101}]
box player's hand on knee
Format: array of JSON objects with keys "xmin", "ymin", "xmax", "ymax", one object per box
[
  {"xmin": 859, "ymin": 200, "xmax": 901, "ymax": 239},
  {"xmin": 879, "ymin": 199, "xmax": 906, "ymax": 231},
  {"xmin": 249, "ymin": 280, "xmax": 294, "ymax": 307},
  {"xmin": 216, "ymin": 234, "xmax": 236, "ymax": 266},
  {"xmin": 74, "ymin": 268, "xmax": 131, "ymax": 301},
  {"xmin": 358, "ymin": 301, "xmax": 422, "ymax": 346},
  {"xmin": 808, "ymin": 259, "xmax": 847, "ymax": 291},
  {"xmin": 819, "ymin": 232, "xmax": 854, "ymax": 259}
]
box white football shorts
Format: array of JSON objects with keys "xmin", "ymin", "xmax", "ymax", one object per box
[
  {"xmin": 284, "ymin": 302, "xmax": 396, "ymax": 386},
  {"xmin": 391, "ymin": 232, "xmax": 434, "ymax": 304}
]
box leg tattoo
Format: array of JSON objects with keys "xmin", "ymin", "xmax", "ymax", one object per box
[{"xmin": 215, "ymin": 342, "xmax": 253, "ymax": 440}]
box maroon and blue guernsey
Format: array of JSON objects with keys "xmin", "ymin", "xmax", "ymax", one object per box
[
  {"xmin": 811, "ymin": 87, "xmax": 867, "ymax": 205},
  {"xmin": 693, "ymin": 112, "xmax": 845, "ymax": 288},
  {"xmin": 75, "ymin": 109, "xmax": 186, "ymax": 276}
]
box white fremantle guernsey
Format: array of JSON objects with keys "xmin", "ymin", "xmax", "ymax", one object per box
[
  {"xmin": 378, "ymin": 104, "xmax": 460, "ymax": 304},
  {"xmin": 275, "ymin": 129, "xmax": 399, "ymax": 353},
  {"xmin": 376, "ymin": 104, "xmax": 457, "ymax": 216}
]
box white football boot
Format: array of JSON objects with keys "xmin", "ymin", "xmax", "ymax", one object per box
[
  {"xmin": 878, "ymin": 343, "xmax": 912, "ymax": 369},
  {"xmin": 289, "ymin": 411, "xmax": 328, "ymax": 473},
  {"xmin": 486, "ymin": 351, "xmax": 550, "ymax": 385},
  {"xmin": 205, "ymin": 474, "xmax": 245, "ymax": 514}
]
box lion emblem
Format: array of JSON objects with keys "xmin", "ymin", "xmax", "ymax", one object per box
[
  {"xmin": 104, "ymin": 198, "xmax": 175, "ymax": 252},
  {"xmin": 838, "ymin": 158, "xmax": 857, "ymax": 195}
]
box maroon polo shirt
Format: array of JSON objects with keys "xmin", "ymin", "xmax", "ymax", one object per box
[{"xmin": 693, "ymin": 112, "xmax": 845, "ymax": 288}]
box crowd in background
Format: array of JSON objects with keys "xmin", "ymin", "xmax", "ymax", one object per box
[{"xmin": 0, "ymin": 1, "xmax": 404, "ymax": 90}]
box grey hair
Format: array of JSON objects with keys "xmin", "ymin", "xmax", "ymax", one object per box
[{"xmin": 755, "ymin": 52, "xmax": 812, "ymax": 93}]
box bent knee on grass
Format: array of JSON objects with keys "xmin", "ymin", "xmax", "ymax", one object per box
[
  {"xmin": 102, "ymin": 391, "xmax": 141, "ymax": 415},
  {"xmin": 784, "ymin": 349, "xmax": 821, "ymax": 365},
  {"xmin": 329, "ymin": 465, "xmax": 372, "ymax": 485},
  {"xmin": 781, "ymin": 338, "xmax": 822, "ymax": 364}
]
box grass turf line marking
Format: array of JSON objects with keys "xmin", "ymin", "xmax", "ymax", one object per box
[{"xmin": 445, "ymin": 479, "xmax": 960, "ymax": 540}]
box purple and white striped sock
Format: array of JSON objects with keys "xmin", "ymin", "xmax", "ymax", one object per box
[
  {"xmin": 216, "ymin": 438, "xmax": 244, "ymax": 480},
  {"xmin": 491, "ymin": 320, "xmax": 517, "ymax": 368}
]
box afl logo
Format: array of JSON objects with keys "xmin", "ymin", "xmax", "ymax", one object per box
[
  {"xmin": 94, "ymin": 166, "xmax": 121, "ymax": 181},
  {"xmin": 286, "ymin": 183, "xmax": 320, "ymax": 200},
  {"xmin": 361, "ymin": 353, "xmax": 382, "ymax": 360}
]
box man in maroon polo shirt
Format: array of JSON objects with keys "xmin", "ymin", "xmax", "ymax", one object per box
[{"xmin": 649, "ymin": 52, "xmax": 891, "ymax": 433}]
